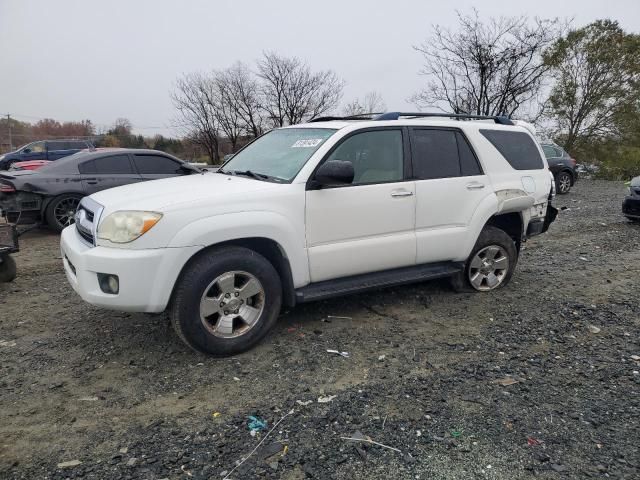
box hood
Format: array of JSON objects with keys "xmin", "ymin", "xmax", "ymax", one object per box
[{"xmin": 90, "ymin": 172, "xmax": 283, "ymax": 213}]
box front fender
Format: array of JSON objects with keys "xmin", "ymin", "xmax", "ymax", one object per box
[{"xmin": 167, "ymin": 211, "xmax": 309, "ymax": 287}]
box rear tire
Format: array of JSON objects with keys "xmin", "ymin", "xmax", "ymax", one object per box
[
  {"xmin": 0, "ymin": 254, "xmax": 17, "ymax": 283},
  {"xmin": 45, "ymin": 194, "xmax": 83, "ymax": 233},
  {"xmin": 170, "ymin": 246, "xmax": 282, "ymax": 356},
  {"xmin": 451, "ymin": 226, "xmax": 518, "ymax": 293},
  {"xmin": 556, "ymin": 171, "xmax": 572, "ymax": 194}
]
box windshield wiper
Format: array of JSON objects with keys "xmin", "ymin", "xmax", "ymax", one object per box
[{"xmin": 220, "ymin": 169, "xmax": 284, "ymax": 182}]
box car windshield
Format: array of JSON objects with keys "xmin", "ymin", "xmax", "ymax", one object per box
[{"xmin": 220, "ymin": 128, "xmax": 337, "ymax": 181}]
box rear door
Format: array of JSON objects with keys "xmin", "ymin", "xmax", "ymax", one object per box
[
  {"xmin": 410, "ymin": 128, "xmax": 491, "ymax": 264},
  {"xmin": 132, "ymin": 153, "xmax": 186, "ymax": 181},
  {"xmin": 79, "ymin": 154, "xmax": 142, "ymax": 194}
]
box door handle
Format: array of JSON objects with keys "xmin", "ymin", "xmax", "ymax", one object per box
[
  {"xmin": 466, "ymin": 182, "xmax": 485, "ymax": 190},
  {"xmin": 391, "ymin": 190, "xmax": 414, "ymax": 197}
]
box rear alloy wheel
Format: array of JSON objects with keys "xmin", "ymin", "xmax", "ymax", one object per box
[
  {"xmin": 451, "ymin": 226, "xmax": 518, "ymax": 293},
  {"xmin": 468, "ymin": 245, "xmax": 509, "ymax": 291},
  {"xmin": 45, "ymin": 194, "xmax": 82, "ymax": 232},
  {"xmin": 556, "ymin": 171, "xmax": 572, "ymax": 194}
]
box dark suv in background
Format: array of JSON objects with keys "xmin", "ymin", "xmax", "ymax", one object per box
[
  {"xmin": 541, "ymin": 143, "xmax": 577, "ymax": 194},
  {"xmin": 0, "ymin": 139, "xmax": 94, "ymax": 170}
]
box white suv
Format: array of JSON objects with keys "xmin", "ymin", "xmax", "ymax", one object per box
[{"xmin": 60, "ymin": 113, "xmax": 557, "ymax": 355}]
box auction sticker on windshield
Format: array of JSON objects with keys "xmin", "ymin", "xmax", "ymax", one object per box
[{"xmin": 291, "ymin": 139, "xmax": 324, "ymax": 148}]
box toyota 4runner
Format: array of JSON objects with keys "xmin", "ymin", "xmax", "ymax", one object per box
[{"xmin": 60, "ymin": 112, "xmax": 557, "ymax": 356}]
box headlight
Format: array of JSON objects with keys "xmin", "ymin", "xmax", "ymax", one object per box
[{"xmin": 97, "ymin": 211, "xmax": 162, "ymax": 243}]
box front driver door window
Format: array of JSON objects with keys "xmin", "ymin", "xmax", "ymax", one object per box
[{"xmin": 305, "ymin": 129, "xmax": 416, "ymax": 282}]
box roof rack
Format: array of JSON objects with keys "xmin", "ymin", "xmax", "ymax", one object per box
[
  {"xmin": 309, "ymin": 113, "xmax": 383, "ymax": 122},
  {"xmin": 374, "ymin": 112, "xmax": 514, "ymax": 125}
]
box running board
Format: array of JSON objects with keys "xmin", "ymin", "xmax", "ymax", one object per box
[{"xmin": 295, "ymin": 262, "xmax": 464, "ymax": 303}]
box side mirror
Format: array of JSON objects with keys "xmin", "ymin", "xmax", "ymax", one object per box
[{"xmin": 314, "ymin": 160, "xmax": 354, "ymax": 187}]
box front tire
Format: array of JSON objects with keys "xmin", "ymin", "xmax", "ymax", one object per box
[
  {"xmin": 45, "ymin": 194, "xmax": 83, "ymax": 233},
  {"xmin": 451, "ymin": 226, "xmax": 518, "ymax": 292},
  {"xmin": 170, "ymin": 246, "xmax": 282, "ymax": 356},
  {"xmin": 556, "ymin": 171, "xmax": 572, "ymax": 194}
]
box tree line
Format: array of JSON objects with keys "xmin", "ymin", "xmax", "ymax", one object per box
[
  {"xmin": 174, "ymin": 15, "xmax": 638, "ymax": 178},
  {"xmin": 1, "ymin": 14, "xmax": 637, "ymax": 178},
  {"xmin": 0, "ymin": 117, "xmax": 208, "ymax": 160}
]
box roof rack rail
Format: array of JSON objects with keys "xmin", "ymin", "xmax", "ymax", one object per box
[
  {"xmin": 374, "ymin": 112, "xmax": 514, "ymax": 125},
  {"xmin": 309, "ymin": 112, "xmax": 383, "ymax": 123}
]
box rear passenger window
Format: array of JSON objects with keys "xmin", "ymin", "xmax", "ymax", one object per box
[
  {"xmin": 456, "ymin": 132, "xmax": 482, "ymax": 176},
  {"xmin": 480, "ymin": 130, "xmax": 544, "ymax": 170},
  {"xmin": 410, "ymin": 129, "xmax": 460, "ymax": 179},
  {"xmin": 91, "ymin": 155, "xmax": 134, "ymax": 174},
  {"xmin": 133, "ymin": 155, "xmax": 183, "ymax": 174},
  {"xmin": 69, "ymin": 141, "xmax": 88, "ymax": 150},
  {"xmin": 78, "ymin": 160, "xmax": 95, "ymax": 174}
]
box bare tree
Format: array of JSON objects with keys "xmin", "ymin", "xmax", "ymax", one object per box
[
  {"xmin": 171, "ymin": 73, "xmax": 220, "ymax": 163},
  {"xmin": 411, "ymin": 10, "xmax": 562, "ymax": 119},
  {"xmin": 212, "ymin": 71, "xmax": 245, "ymax": 152},
  {"xmin": 343, "ymin": 91, "xmax": 387, "ymax": 116},
  {"xmin": 223, "ymin": 62, "xmax": 265, "ymax": 138},
  {"xmin": 258, "ymin": 52, "xmax": 344, "ymax": 127}
]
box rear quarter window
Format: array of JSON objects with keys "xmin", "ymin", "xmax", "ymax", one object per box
[{"xmin": 480, "ymin": 130, "xmax": 544, "ymax": 170}]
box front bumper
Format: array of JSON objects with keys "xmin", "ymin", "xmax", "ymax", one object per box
[
  {"xmin": 60, "ymin": 225, "xmax": 201, "ymax": 313},
  {"xmin": 622, "ymin": 196, "xmax": 640, "ymax": 218}
]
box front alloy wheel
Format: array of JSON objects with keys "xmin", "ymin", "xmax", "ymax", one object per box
[
  {"xmin": 199, "ymin": 271, "xmax": 265, "ymax": 338},
  {"xmin": 171, "ymin": 246, "xmax": 282, "ymax": 356}
]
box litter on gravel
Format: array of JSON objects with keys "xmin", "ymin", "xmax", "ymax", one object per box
[
  {"xmin": 57, "ymin": 460, "xmax": 82, "ymax": 469},
  {"xmin": 492, "ymin": 377, "xmax": 519, "ymax": 386},
  {"xmin": 317, "ymin": 395, "xmax": 337, "ymax": 403},
  {"xmin": 326, "ymin": 349, "xmax": 350, "ymax": 357}
]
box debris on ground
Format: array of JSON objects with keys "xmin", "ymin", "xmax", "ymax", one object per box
[
  {"xmin": 340, "ymin": 431, "xmax": 402, "ymax": 453},
  {"xmin": 492, "ymin": 377, "xmax": 519, "ymax": 386},
  {"xmin": 57, "ymin": 460, "xmax": 82, "ymax": 469},
  {"xmin": 588, "ymin": 325, "xmax": 601, "ymax": 334},
  {"xmin": 317, "ymin": 395, "xmax": 337, "ymax": 403},
  {"xmin": 247, "ymin": 415, "xmax": 267, "ymax": 432},
  {"xmin": 296, "ymin": 400, "xmax": 313, "ymax": 406},
  {"xmin": 326, "ymin": 349, "xmax": 350, "ymax": 358}
]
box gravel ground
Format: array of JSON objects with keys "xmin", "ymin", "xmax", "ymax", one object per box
[{"xmin": 0, "ymin": 179, "xmax": 638, "ymax": 480}]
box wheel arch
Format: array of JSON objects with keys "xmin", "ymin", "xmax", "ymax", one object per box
[
  {"xmin": 485, "ymin": 212, "xmax": 524, "ymax": 251},
  {"xmin": 170, "ymin": 237, "xmax": 297, "ymax": 309}
]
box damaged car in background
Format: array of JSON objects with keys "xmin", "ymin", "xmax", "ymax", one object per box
[
  {"xmin": 623, "ymin": 176, "xmax": 640, "ymax": 222},
  {"xmin": 0, "ymin": 149, "xmax": 201, "ymax": 232}
]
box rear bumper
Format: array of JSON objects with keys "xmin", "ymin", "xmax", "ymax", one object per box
[
  {"xmin": 622, "ymin": 196, "xmax": 640, "ymax": 218},
  {"xmin": 60, "ymin": 225, "xmax": 202, "ymax": 313},
  {"xmin": 527, "ymin": 203, "xmax": 558, "ymax": 238},
  {"xmin": 0, "ymin": 192, "xmax": 43, "ymax": 224}
]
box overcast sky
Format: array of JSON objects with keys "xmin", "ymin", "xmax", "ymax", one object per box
[{"xmin": 1, "ymin": 0, "xmax": 639, "ymax": 136}]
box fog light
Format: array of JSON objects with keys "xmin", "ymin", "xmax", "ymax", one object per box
[{"xmin": 97, "ymin": 273, "xmax": 119, "ymax": 294}]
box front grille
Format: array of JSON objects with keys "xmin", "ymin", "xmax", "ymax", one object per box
[{"xmin": 75, "ymin": 197, "xmax": 103, "ymax": 247}]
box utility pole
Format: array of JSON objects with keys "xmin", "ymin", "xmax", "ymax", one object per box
[{"xmin": 6, "ymin": 114, "xmax": 12, "ymax": 151}]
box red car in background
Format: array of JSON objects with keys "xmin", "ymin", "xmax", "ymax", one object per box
[{"xmin": 9, "ymin": 160, "xmax": 52, "ymax": 171}]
